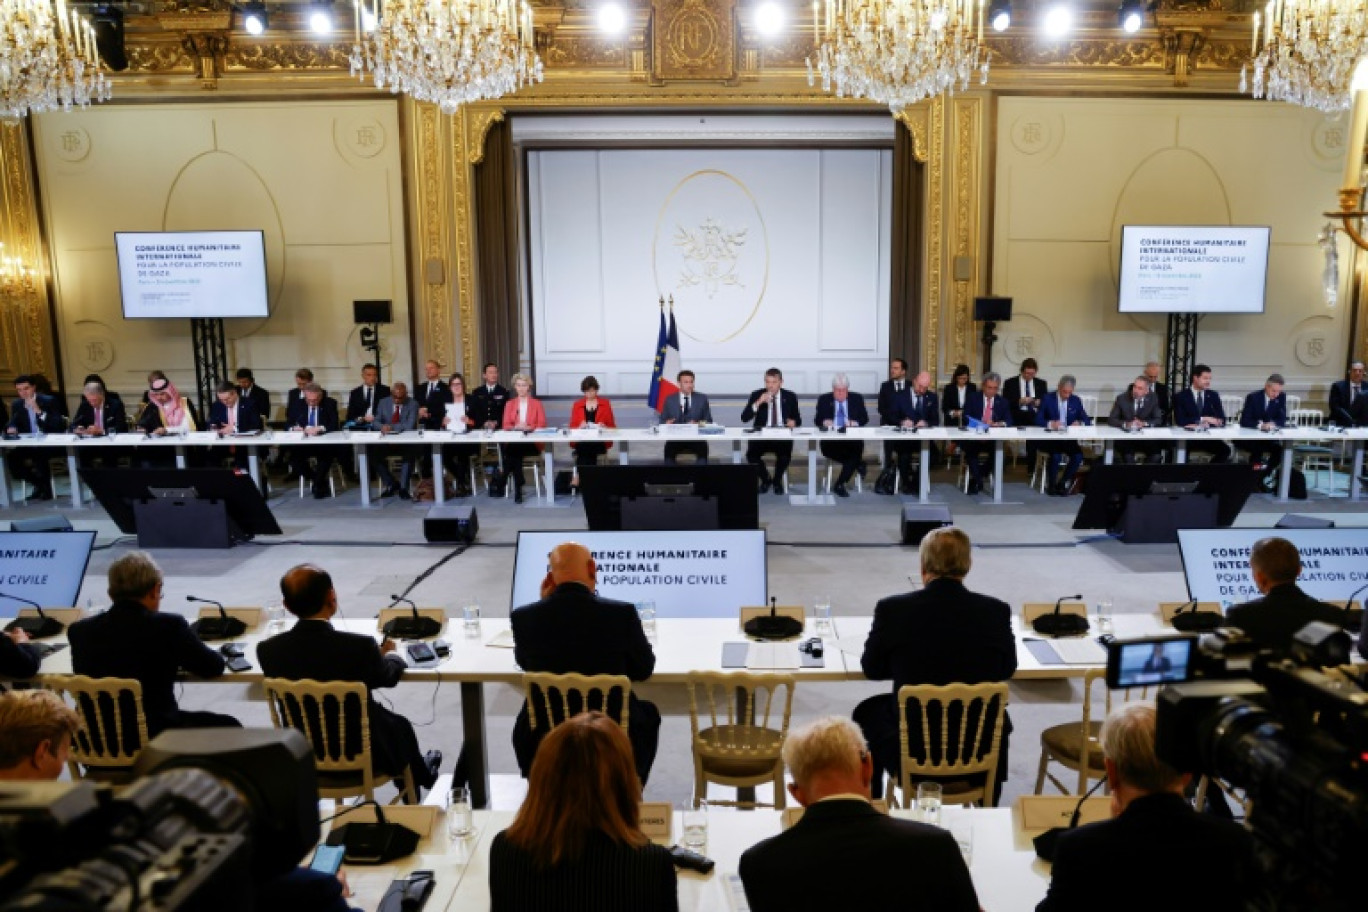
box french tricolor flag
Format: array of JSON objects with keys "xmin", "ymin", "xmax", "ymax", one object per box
[{"xmin": 648, "ymin": 302, "xmax": 682, "ymax": 411}]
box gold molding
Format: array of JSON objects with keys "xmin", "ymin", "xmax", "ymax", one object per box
[
  {"xmin": 924, "ymin": 95, "xmax": 945, "ymax": 376},
  {"xmin": 0, "ymin": 121, "xmax": 55, "ymax": 384},
  {"xmin": 452, "ymin": 106, "xmax": 482, "ymax": 375},
  {"xmin": 409, "ymin": 101, "xmax": 455, "ymax": 371},
  {"xmin": 894, "ymin": 109, "xmax": 929, "ymax": 164},
  {"xmin": 951, "ymin": 97, "xmax": 981, "ymax": 371},
  {"xmin": 468, "ymin": 109, "xmax": 506, "ymax": 166}
]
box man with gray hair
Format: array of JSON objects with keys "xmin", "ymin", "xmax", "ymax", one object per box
[
  {"xmin": 68, "ymin": 551, "xmax": 238, "ymax": 737},
  {"xmin": 739, "ymin": 716, "xmax": 978, "ymax": 911},
  {"xmin": 1036, "ymin": 704, "xmax": 1258, "ymax": 911},
  {"xmin": 1035, "ymin": 374, "xmax": 1090, "ymax": 496},
  {"xmin": 1109, "ymin": 375, "xmax": 1164, "ymax": 464},
  {"xmin": 286, "ymin": 381, "xmax": 342, "ymax": 498},
  {"xmin": 1225, "ymin": 536, "xmax": 1346, "ymax": 651},
  {"xmin": 813, "ymin": 373, "xmax": 870, "ymax": 497},
  {"xmin": 1140, "ymin": 360, "xmax": 1172, "ymax": 423},
  {"xmin": 1238, "ymin": 372, "xmax": 1288, "ymax": 473},
  {"xmin": 961, "ymin": 371, "xmax": 1010, "ymax": 494}
]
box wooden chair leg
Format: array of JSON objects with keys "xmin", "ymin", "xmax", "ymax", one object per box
[{"xmin": 1034, "ymin": 750, "xmax": 1049, "ymax": 794}]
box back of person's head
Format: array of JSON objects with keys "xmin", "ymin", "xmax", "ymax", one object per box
[
  {"xmin": 1249, "ymin": 537, "xmax": 1300, "ymax": 586},
  {"xmin": 107, "ymin": 551, "xmax": 162, "ymax": 602},
  {"xmin": 1102, "ymin": 704, "xmax": 1182, "ymax": 794},
  {"xmin": 0, "ymin": 691, "xmax": 80, "ymax": 779},
  {"xmin": 503, "ymin": 712, "xmax": 645, "ymax": 867},
  {"xmin": 280, "ymin": 564, "xmax": 334, "ymax": 618},
  {"xmin": 782, "ymin": 716, "xmax": 866, "ymax": 793},
  {"xmin": 919, "ymin": 526, "xmax": 972, "ymax": 580}
]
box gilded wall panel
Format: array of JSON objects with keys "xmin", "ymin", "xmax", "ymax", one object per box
[{"xmin": 0, "ymin": 121, "xmax": 56, "ymax": 386}]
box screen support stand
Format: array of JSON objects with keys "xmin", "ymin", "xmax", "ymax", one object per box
[
  {"xmin": 360, "ymin": 323, "xmax": 383, "ymax": 386},
  {"xmin": 980, "ymin": 320, "xmax": 998, "ymax": 376},
  {"xmin": 191, "ymin": 318, "xmax": 228, "ymax": 421},
  {"xmin": 1164, "ymin": 313, "xmax": 1198, "ymax": 395}
]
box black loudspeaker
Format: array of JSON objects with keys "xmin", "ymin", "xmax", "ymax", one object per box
[
  {"xmin": 91, "ymin": 6, "xmax": 128, "ymax": 72},
  {"xmin": 353, "ymin": 300, "xmax": 393, "ymax": 324},
  {"xmin": 973, "ymin": 296, "xmax": 1012, "ymax": 322},
  {"xmin": 10, "ymin": 515, "xmax": 74, "ymax": 532},
  {"xmin": 621, "ymin": 495, "xmax": 720, "ymax": 531},
  {"xmin": 1120, "ymin": 493, "xmax": 1217, "ymax": 544},
  {"xmin": 424, "ymin": 505, "xmax": 478, "ymax": 543},
  {"xmin": 901, "ymin": 504, "xmax": 953, "ymax": 545},
  {"xmin": 1276, "ymin": 513, "xmax": 1335, "ymax": 530},
  {"xmin": 133, "ymin": 497, "xmax": 239, "ymax": 549}
]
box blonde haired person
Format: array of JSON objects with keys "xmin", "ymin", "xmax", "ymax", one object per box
[
  {"xmin": 500, "ymin": 373, "xmax": 546, "ymax": 503},
  {"xmin": 0, "ymin": 691, "xmax": 80, "ymax": 780}
]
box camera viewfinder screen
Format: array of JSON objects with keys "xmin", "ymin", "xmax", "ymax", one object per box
[{"xmin": 1115, "ymin": 638, "xmax": 1193, "ymax": 688}]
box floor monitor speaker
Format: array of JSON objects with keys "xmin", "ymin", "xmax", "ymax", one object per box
[
  {"xmin": 901, "ymin": 504, "xmax": 953, "ymax": 545},
  {"xmin": 424, "ymin": 505, "xmax": 479, "ymax": 543},
  {"xmin": 1275, "ymin": 513, "xmax": 1334, "ymax": 529}
]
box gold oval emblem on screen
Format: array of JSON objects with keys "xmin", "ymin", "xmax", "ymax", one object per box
[{"xmin": 653, "ymin": 169, "xmax": 769, "ymax": 345}]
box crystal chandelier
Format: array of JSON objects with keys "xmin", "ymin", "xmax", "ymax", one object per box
[
  {"xmin": 807, "ymin": 0, "xmax": 989, "ymax": 114},
  {"xmin": 1242, "ymin": 1, "xmax": 1368, "ymax": 112},
  {"xmin": 0, "ymin": 242, "xmax": 37, "ymax": 298},
  {"xmin": 349, "ymin": 0, "xmax": 543, "ymax": 115},
  {"xmin": 0, "ymin": 0, "xmax": 110, "ymax": 118}
]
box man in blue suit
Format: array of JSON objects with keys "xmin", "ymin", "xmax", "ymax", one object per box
[
  {"xmin": 5, "ymin": 374, "xmax": 67, "ymax": 500},
  {"xmin": 961, "ymin": 372, "xmax": 1011, "ymax": 495},
  {"xmin": 1237, "ymin": 373, "xmax": 1288, "ymax": 471},
  {"xmin": 660, "ymin": 369, "xmax": 713, "ymax": 463},
  {"xmin": 209, "ymin": 380, "xmax": 265, "ymax": 471},
  {"xmin": 1036, "ymin": 374, "xmax": 1091, "ymax": 496},
  {"xmin": 1328, "ymin": 360, "xmax": 1365, "ymax": 426},
  {"xmin": 1171, "ymin": 363, "xmax": 1230, "ymax": 463},
  {"xmin": 814, "ymin": 373, "xmax": 870, "ymax": 497}
]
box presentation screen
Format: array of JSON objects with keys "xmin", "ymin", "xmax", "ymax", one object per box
[
  {"xmin": 510, "ymin": 530, "xmax": 767, "ymax": 618},
  {"xmin": 1177, "ymin": 528, "xmax": 1368, "ymax": 606},
  {"xmin": 116, "ymin": 230, "xmax": 269, "ymax": 319},
  {"xmin": 1117, "ymin": 225, "xmax": 1270, "ymax": 314},
  {"xmin": 0, "ymin": 531, "xmax": 96, "ymax": 609}
]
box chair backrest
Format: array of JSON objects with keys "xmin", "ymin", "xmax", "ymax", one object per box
[
  {"xmin": 1285, "ymin": 394, "xmax": 1302, "ymax": 413},
  {"xmin": 523, "ymin": 672, "xmax": 632, "ymax": 734},
  {"xmin": 1288, "ymin": 408, "xmax": 1323, "ymax": 428},
  {"xmin": 1220, "ymin": 394, "xmax": 1243, "ymax": 423},
  {"xmin": 45, "ymin": 675, "xmax": 148, "ymax": 777},
  {"xmin": 1078, "ymin": 394, "xmax": 1099, "ymax": 418},
  {"xmin": 263, "ymin": 677, "xmax": 372, "ymax": 777},
  {"xmin": 896, "ymin": 681, "xmax": 1009, "ymax": 806},
  {"xmin": 685, "ymin": 672, "xmax": 796, "ymax": 759},
  {"xmin": 1022, "ymin": 602, "xmax": 1087, "ymax": 624}
]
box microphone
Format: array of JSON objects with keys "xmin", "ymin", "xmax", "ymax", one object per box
[
  {"xmin": 187, "ymin": 595, "xmax": 246, "ymax": 641},
  {"xmin": 1032, "ymin": 593, "xmax": 1089, "ymax": 637},
  {"xmin": 326, "ymin": 799, "xmax": 420, "ymax": 864},
  {"xmin": 1033, "ymin": 774, "xmax": 1108, "ymax": 861},
  {"xmin": 1, "ymin": 591, "xmax": 64, "ymax": 639},
  {"xmin": 743, "ymin": 596, "xmax": 804, "ymax": 641},
  {"xmin": 382, "ymin": 594, "xmax": 441, "ymax": 639},
  {"xmin": 1170, "ymin": 597, "xmax": 1223, "ymax": 633},
  {"xmin": 1343, "ymin": 582, "xmax": 1368, "ymax": 633}
]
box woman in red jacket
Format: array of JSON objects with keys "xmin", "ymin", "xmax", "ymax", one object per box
[
  {"xmin": 568, "ymin": 375, "xmax": 616, "ymax": 491},
  {"xmin": 500, "ymin": 373, "xmax": 546, "ymax": 503}
]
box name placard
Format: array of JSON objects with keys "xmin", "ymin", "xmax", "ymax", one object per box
[{"xmin": 639, "ymin": 802, "xmax": 672, "ymax": 841}]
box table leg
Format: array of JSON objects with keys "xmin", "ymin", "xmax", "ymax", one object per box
[
  {"xmin": 1103, "ymin": 440, "xmax": 1114, "ymax": 466},
  {"xmin": 806, "ymin": 439, "xmax": 819, "ymax": 505},
  {"xmin": 992, "ymin": 440, "xmax": 1004, "ymax": 504},
  {"xmin": 356, "ymin": 444, "xmax": 371, "ymax": 506},
  {"xmin": 919, "ymin": 439, "xmax": 930, "ymax": 504},
  {"xmin": 175, "ymin": 445, "xmax": 186, "ymax": 469},
  {"xmin": 248, "ymin": 447, "xmax": 262, "ymax": 496},
  {"xmin": 732, "ymin": 440, "xmax": 743, "ymax": 464},
  {"xmin": 0, "ymin": 451, "xmax": 11, "ymax": 508},
  {"xmin": 66, "ymin": 446, "xmax": 83, "ymax": 509},
  {"xmin": 1175, "ymin": 440, "xmax": 1188, "ymax": 464},
  {"xmin": 433, "ymin": 445, "xmax": 446, "ymax": 505},
  {"xmin": 543, "ymin": 448, "xmax": 555, "ymax": 504},
  {"xmin": 1276, "ymin": 440, "xmax": 1292, "ymax": 502},
  {"xmin": 619, "ymin": 440, "xmax": 630, "ymax": 465},
  {"xmin": 1352, "ymin": 441, "xmax": 1364, "ymax": 500},
  {"xmin": 460, "ymin": 681, "xmax": 490, "ymax": 809}
]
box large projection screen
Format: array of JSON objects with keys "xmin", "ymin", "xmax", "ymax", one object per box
[
  {"xmin": 526, "ymin": 146, "xmax": 893, "ymax": 396},
  {"xmin": 116, "ymin": 230, "xmax": 269, "ymax": 319},
  {"xmin": 1117, "ymin": 225, "xmax": 1270, "ymax": 314},
  {"xmin": 1177, "ymin": 527, "xmax": 1368, "ymax": 606}
]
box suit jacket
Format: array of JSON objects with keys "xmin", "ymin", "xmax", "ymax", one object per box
[
  {"xmin": 0, "ymin": 398, "xmax": 7, "ymax": 428},
  {"xmin": 1353, "ymin": 392, "xmax": 1368, "ymax": 428},
  {"xmin": 286, "ymin": 397, "xmax": 340, "ymax": 433},
  {"xmin": 1225, "ymin": 582, "xmax": 1347, "ymax": 651},
  {"xmin": 502, "ymin": 396, "xmax": 547, "ymax": 430},
  {"xmin": 813, "ymin": 392, "xmax": 870, "ymax": 428},
  {"xmin": 0, "ymin": 635, "xmax": 41, "ymax": 679},
  {"xmin": 1150, "ymin": 380, "xmax": 1172, "ymax": 424},
  {"xmin": 468, "ymin": 383, "xmax": 509, "ymax": 429},
  {"xmin": 6, "ymin": 395, "xmax": 66, "ymax": 434},
  {"xmin": 136, "ymin": 398, "xmax": 202, "ymax": 433},
  {"xmin": 962, "ymin": 391, "xmax": 1011, "ymax": 426},
  {"xmin": 1239, "ymin": 390, "xmax": 1287, "ymax": 429},
  {"xmin": 659, "ymin": 390, "xmax": 713, "ymax": 424},
  {"xmin": 740, "ymin": 388, "xmax": 801, "ymax": 429},
  {"xmin": 877, "ymin": 378, "xmax": 913, "ymax": 426},
  {"xmin": 372, "ymin": 396, "xmax": 418, "ymax": 433},
  {"xmin": 1108, "ymin": 391, "xmax": 1162, "ymax": 428},
  {"xmin": 941, "ymin": 381, "xmax": 977, "ymax": 426},
  {"xmin": 1003, "ymin": 375, "xmax": 1048, "ymax": 427},
  {"xmin": 72, "ymin": 398, "xmax": 128, "ymax": 434},
  {"xmin": 414, "ymin": 378, "xmax": 453, "ymax": 430},
  {"xmin": 739, "ymin": 799, "xmax": 978, "ymax": 912},
  {"xmin": 239, "ymin": 384, "xmax": 271, "ymax": 421},
  {"xmin": 345, "ymin": 383, "xmax": 391, "ymax": 423},
  {"xmin": 1329, "ymin": 379, "xmax": 1367, "ymax": 425},
  {"xmin": 1173, "ymin": 387, "xmax": 1226, "ymax": 428},
  {"xmin": 1036, "ymin": 393, "xmax": 1091, "ymax": 427},
  {"xmin": 68, "ymin": 601, "xmax": 226, "ymax": 737},
  {"xmin": 286, "ymin": 387, "xmax": 306, "ymax": 418},
  {"xmin": 208, "ymin": 397, "xmax": 263, "ymax": 433},
  {"xmin": 489, "ymin": 831, "xmax": 677, "ymax": 912},
  {"xmin": 1037, "ymin": 793, "xmax": 1258, "ymax": 912}
]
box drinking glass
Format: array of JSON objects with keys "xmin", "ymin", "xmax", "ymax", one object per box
[
  {"xmin": 950, "ymin": 818, "xmax": 974, "ymax": 864},
  {"xmin": 681, "ymin": 802, "xmax": 707, "ymax": 848},
  {"xmin": 916, "ymin": 782, "xmax": 942, "ymax": 827},
  {"xmin": 636, "ymin": 602, "xmax": 657, "ymax": 637},
  {"xmin": 813, "ymin": 595, "xmax": 833, "ymax": 636},
  {"xmin": 265, "ymin": 604, "xmax": 288, "ymax": 635},
  {"xmin": 447, "ymin": 786, "xmax": 473, "ymax": 838},
  {"xmin": 461, "ymin": 602, "xmax": 481, "ymax": 638},
  {"xmin": 1093, "ymin": 600, "xmax": 1114, "ymax": 636}
]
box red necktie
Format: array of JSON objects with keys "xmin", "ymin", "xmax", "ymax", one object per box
[
  {"xmin": 393, "ymin": 404, "xmax": 401, "ymax": 423},
  {"xmin": 983, "ymin": 398, "xmax": 991, "ymax": 423}
]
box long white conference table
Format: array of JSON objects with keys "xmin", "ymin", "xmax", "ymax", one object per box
[
  {"xmin": 3, "ymin": 424, "xmax": 1366, "ymax": 510},
  {"xmin": 25, "ymin": 612, "xmax": 1166, "ymax": 810}
]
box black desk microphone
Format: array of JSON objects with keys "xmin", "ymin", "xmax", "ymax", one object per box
[
  {"xmin": 188, "ymin": 595, "xmax": 246, "ymax": 641},
  {"xmin": 1, "ymin": 592, "xmax": 64, "ymax": 639},
  {"xmin": 1033, "ymin": 775, "xmax": 1108, "ymax": 861},
  {"xmin": 1032, "ymin": 594, "xmax": 1089, "ymax": 637},
  {"xmin": 382, "ymin": 594, "xmax": 441, "ymax": 640}
]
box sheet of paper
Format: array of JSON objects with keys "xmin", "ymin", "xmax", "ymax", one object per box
[
  {"xmin": 746, "ymin": 642, "xmax": 800, "ymax": 670},
  {"xmin": 486, "ymin": 628, "xmax": 516, "ymax": 648}
]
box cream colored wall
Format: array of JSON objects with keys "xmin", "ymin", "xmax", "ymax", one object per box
[
  {"xmin": 32, "ymin": 100, "xmax": 413, "ymax": 417},
  {"xmin": 992, "ymin": 97, "xmax": 1350, "ymax": 409}
]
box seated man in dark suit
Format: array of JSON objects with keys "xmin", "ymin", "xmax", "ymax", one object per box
[
  {"xmin": 208, "ymin": 380, "xmax": 265, "ymax": 471},
  {"xmin": 371, "ymin": 381, "xmax": 419, "ymax": 499},
  {"xmin": 741, "ymin": 367, "xmax": 801, "ymax": 495},
  {"xmin": 1172, "ymin": 363, "xmax": 1231, "ymax": 463},
  {"xmin": 660, "ymin": 369, "xmax": 713, "ymax": 463},
  {"xmin": 235, "ymin": 367, "xmax": 272, "ymax": 422},
  {"xmin": 5, "ymin": 374, "xmax": 67, "ymax": 500},
  {"xmin": 1328, "ymin": 360, "xmax": 1365, "ymax": 426},
  {"xmin": 1037, "ymin": 704, "xmax": 1259, "ymax": 912},
  {"xmin": 813, "ymin": 373, "xmax": 869, "ymax": 497},
  {"xmin": 70, "ymin": 379, "xmax": 130, "ymax": 470},
  {"xmin": 344, "ymin": 362, "xmax": 390, "ymax": 428},
  {"xmin": 1237, "ymin": 372, "xmax": 1288, "ymax": 471},
  {"xmin": 1226, "ymin": 536, "xmax": 1346, "ymax": 651},
  {"xmin": 258, "ymin": 564, "xmax": 448, "ymax": 800},
  {"xmin": 739, "ymin": 716, "xmax": 978, "ymax": 912},
  {"xmin": 1109, "ymin": 375, "xmax": 1164, "ymax": 464},
  {"xmin": 1035, "ymin": 373, "xmax": 1091, "ymax": 496},
  {"xmin": 287, "ymin": 382, "xmax": 342, "ymax": 499},
  {"xmin": 511, "ymin": 541, "xmax": 659, "ymax": 784},
  {"xmin": 68, "ymin": 551, "xmax": 239, "ymax": 739},
  {"xmin": 0, "ymin": 627, "xmax": 42, "ymax": 679},
  {"xmin": 960, "ymin": 372, "xmax": 1011, "ymax": 495},
  {"xmin": 854, "ymin": 526, "xmax": 1016, "ymax": 803}
]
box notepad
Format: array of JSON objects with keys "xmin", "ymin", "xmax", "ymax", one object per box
[
  {"xmin": 486, "ymin": 629, "xmax": 516, "ymax": 648},
  {"xmin": 745, "ymin": 642, "xmax": 801, "ymax": 670},
  {"xmin": 1025, "ymin": 638, "xmax": 1106, "ymax": 665}
]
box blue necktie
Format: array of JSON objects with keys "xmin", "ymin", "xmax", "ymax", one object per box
[
  {"xmin": 836, "ymin": 401, "xmax": 846, "ymax": 428},
  {"xmin": 309, "ymin": 407, "xmax": 317, "ymax": 427}
]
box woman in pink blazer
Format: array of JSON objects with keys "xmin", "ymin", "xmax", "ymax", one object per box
[
  {"xmin": 568, "ymin": 375, "xmax": 616, "ymax": 490},
  {"xmin": 501, "ymin": 373, "xmax": 546, "ymax": 503}
]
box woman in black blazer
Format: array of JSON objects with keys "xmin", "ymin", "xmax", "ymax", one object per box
[
  {"xmin": 490, "ymin": 712, "xmax": 677, "ymax": 912},
  {"xmin": 941, "ymin": 363, "xmax": 977, "ymax": 427}
]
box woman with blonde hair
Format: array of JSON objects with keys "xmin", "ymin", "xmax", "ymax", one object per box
[
  {"xmin": 499, "ymin": 372, "xmax": 546, "ymax": 503},
  {"xmin": 489, "ymin": 712, "xmax": 676, "ymax": 911}
]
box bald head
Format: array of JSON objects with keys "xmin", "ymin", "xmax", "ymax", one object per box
[
  {"xmin": 280, "ymin": 563, "xmax": 336, "ymax": 618},
  {"xmin": 913, "ymin": 371, "xmax": 932, "ymax": 394},
  {"xmin": 548, "ymin": 542, "xmax": 596, "ymax": 589}
]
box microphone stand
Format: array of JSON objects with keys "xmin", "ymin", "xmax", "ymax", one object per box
[
  {"xmin": 382, "ymin": 594, "xmax": 440, "ymax": 639},
  {"xmin": 187, "ymin": 595, "xmax": 246, "ymax": 640},
  {"xmin": 0, "ymin": 591, "xmax": 64, "ymax": 639}
]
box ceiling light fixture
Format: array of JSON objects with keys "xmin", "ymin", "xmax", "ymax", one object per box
[
  {"xmin": 242, "ymin": 1, "xmax": 268, "ymax": 36},
  {"xmin": 989, "ymin": 0, "xmax": 1010, "ymax": 32},
  {"xmin": 597, "ymin": 1, "xmax": 625, "ymax": 34},
  {"xmin": 1118, "ymin": 0, "xmax": 1144, "ymax": 34},
  {"xmin": 1043, "ymin": 4, "xmax": 1072, "ymax": 38},
  {"xmin": 755, "ymin": 0, "xmax": 784, "ymax": 36}
]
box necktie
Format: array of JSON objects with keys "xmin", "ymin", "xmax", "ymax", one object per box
[
  {"xmin": 836, "ymin": 400, "xmax": 846, "ymax": 428},
  {"xmin": 769, "ymin": 396, "xmax": 778, "ymax": 427},
  {"xmin": 95, "ymin": 408, "xmax": 103, "ymax": 432},
  {"xmin": 895, "ymin": 381, "xmax": 903, "ymax": 392},
  {"xmin": 227, "ymin": 405, "xmax": 236, "ymax": 431},
  {"xmin": 308, "ymin": 407, "xmax": 317, "ymax": 427},
  {"xmin": 983, "ymin": 398, "xmax": 992, "ymax": 423},
  {"xmin": 365, "ymin": 388, "xmax": 372, "ymax": 411},
  {"xmin": 683, "ymin": 395, "xmax": 690, "ymax": 415},
  {"xmin": 393, "ymin": 404, "xmax": 402, "ymax": 423},
  {"xmin": 1134, "ymin": 398, "xmax": 1142, "ymax": 417},
  {"xmin": 1197, "ymin": 391, "xmax": 1203, "ymax": 412},
  {"xmin": 912, "ymin": 395, "xmax": 922, "ymax": 418}
]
